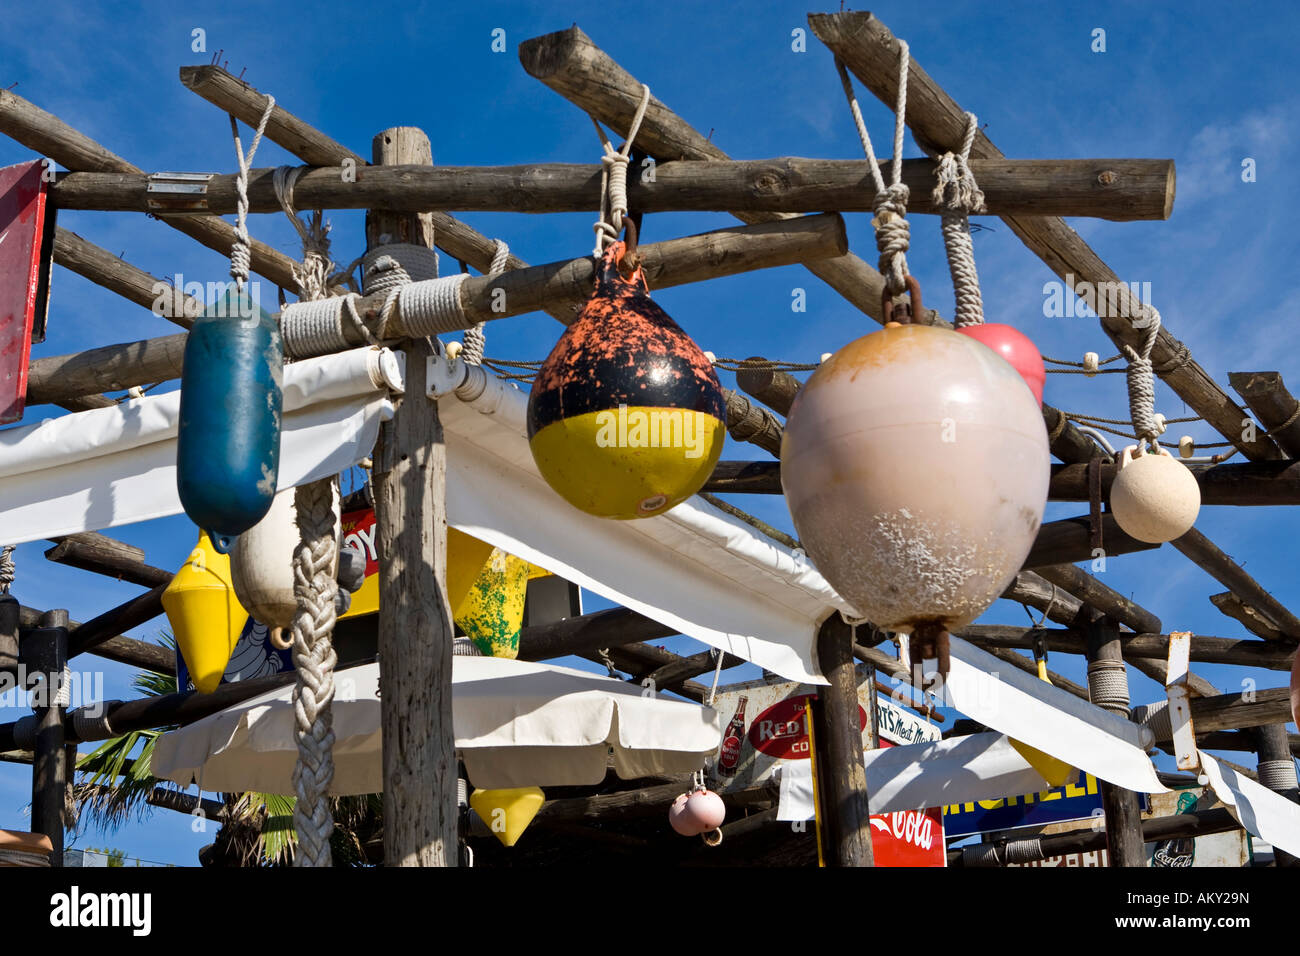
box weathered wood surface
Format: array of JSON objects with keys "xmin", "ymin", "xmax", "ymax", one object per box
[
  {"xmin": 1024, "ymin": 514, "xmax": 1158, "ymax": 566},
  {"xmin": 64, "ymin": 583, "xmax": 166, "ymax": 659},
  {"xmin": 1171, "ymin": 527, "xmax": 1300, "ymax": 639},
  {"xmin": 960, "ymin": 624, "xmax": 1298, "ymax": 671},
  {"xmin": 53, "ymin": 156, "xmax": 1177, "ymax": 220},
  {"xmin": 735, "ymin": 359, "xmax": 802, "ymax": 417},
  {"xmin": 370, "ymin": 127, "xmax": 456, "ymax": 868},
  {"xmin": 29, "ymin": 609, "xmax": 68, "ymax": 866},
  {"xmin": 517, "ymin": 607, "xmax": 677, "ymax": 661},
  {"xmin": 809, "ymin": 11, "xmax": 1279, "ymax": 463},
  {"xmin": 44, "ymin": 532, "xmax": 173, "ymax": 588},
  {"xmin": 1230, "ymin": 371, "xmax": 1300, "ymax": 458},
  {"xmin": 53, "ymin": 228, "xmax": 198, "ymax": 330},
  {"xmin": 1035, "ymin": 562, "xmax": 1161, "ymax": 634},
  {"xmin": 1049, "ymin": 459, "xmax": 1300, "ymax": 505},
  {"xmin": 1177, "ymin": 687, "xmax": 1292, "ymax": 735},
  {"xmin": 17, "ymin": 605, "xmax": 175, "ymax": 675},
  {"xmin": 702, "ymin": 460, "xmax": 783, "ymax": 494},
  {"xmin": 980, "ymin": 644, "xmax": 1090, "ymax": 700},
  {"xmin": 24, "ymin": 214, "xmax": 843, "ymax": 406},
  {"xmin": 0, "ymin": 88, "xmax": 299, "ymax": 290},
  {"xmin": 813, "ymin": 616, "xmax": 874, "ymax": 866},
  {"xmin": 578, "ymin": 643, "xmax": 710, "ymax": 702},
  {"xmin": 721, "ymin": 389, "xmax": 784, "ymax": 457},
  {"xmin": 519, "ymin": 24, "xmax": 931, "ymax": 325},
  {"xmin": 1209, "ymin": 591, "xmax": 1290, "ymax": 642},
  {"xmin": 1085, "ymin": 615, "xmax": 1146, "ymax": 866}
]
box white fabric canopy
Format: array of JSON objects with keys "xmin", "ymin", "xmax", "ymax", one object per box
[
  {"xmin": 776, "ymin": 732, "xmax": 1052, "ymax": 820},
  {"xmin": 152, "ymin": 657, "xmax": 723, "ymax": 794},
  {"xmin": 1200, "ymin": 751, "xmax": 1300, "ymax": 857},
  {"xmin": 0, "ymin": 347, "xmax": 401, "ymax": 545},
  {"xmin": 435, "ymin": 362, "xmax": 853, "ymax": 683}
]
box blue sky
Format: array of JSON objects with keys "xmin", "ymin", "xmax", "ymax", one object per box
[{"xmin": 1, "ymin": 0, "xmax": 1297, "ymax": 864}]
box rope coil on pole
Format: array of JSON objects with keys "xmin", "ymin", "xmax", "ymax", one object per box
[
  {"xmin": 835, "ymin": 43, "xmax": 912, "ymax": 296},
  {"xmin": 591, "ymin": 85, "xmax": 652, "ymax": 256},
  {"xmin": 461, "ymin": 239, "xmax": 509, "ymax": 366},
  {"xmin": 0, "ymin": 545, "xmax": 13, "ymax": 593},
  {"xmin": 1122, "ymin": 304, "xmax": 1164, "ymax": 450},
  {"xmin": 930, "ymin": 112, "xmax": 986, "ymax": 328}
]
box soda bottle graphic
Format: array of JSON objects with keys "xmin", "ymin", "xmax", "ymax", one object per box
[
  {"xmin": 1151, "ymin": 791, "xmax": 1199, "ymax": 867},
  {"xmin": 717, "ymin": 696, "xmax": 748, "ymax": 776}
]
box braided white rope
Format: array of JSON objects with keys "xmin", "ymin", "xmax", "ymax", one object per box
[
  {"xmin": 1258, "ymin": 758, "xmax": 1299, "ymax": 792},
  {"xmin": 1121, "ymin": 306, "xmax": 1163, "ymax": 447},
  {"xmin": 591, "ymin": 84, "xmax": 652, "ymax": 255},
  {"xmin": 227, "ymin": 97, "xmax": 276, "ymax": 291},
  {"xmin": 0, "ymin": 545, "xmax": 13, "ymax": 593},
  {"xmin": 461, "ymin": 239, "xmax": 509, "ymax": 366},
  {"xmin": 290, "ymin": 478, "xmax": 339, "ymax": 867},
  {"xmin": 931, "ymin": 113, "xmax": 986, "ymax": 328},
  {"xmin": 835, "ymin": 44, "xmax": 911, "ymax": 295}
]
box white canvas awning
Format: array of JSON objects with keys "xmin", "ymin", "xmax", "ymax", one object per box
[
  {"xmin": 1200, "ymin": 751, "xmax": 1300, "ymax": 857},
  {"xmin": 151, "ymin": 657, "xmax": 722, "ymax": 794},
  {"xmin": 0, "ymin": 347, "xmax": 402, "ymax": 545}
]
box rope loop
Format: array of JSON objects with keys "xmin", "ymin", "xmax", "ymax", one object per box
[
  {"xmin": 1121, "ymin": 304, "xmax": 1163, "ymax": 447},
  {"xmin": 227, "ymin": 96, "xmax": 276, "ymax": 292},
  {"xmin": 590, "ymin": 84, "xmax": 652, "ymax": 256}
]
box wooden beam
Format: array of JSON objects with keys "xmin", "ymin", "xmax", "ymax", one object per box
[
  {"xmin": 0, "ymin": 88, "xmax": 300, "ymax": 290},
  {"xmin": 641, "ymin": 648, "xmax": 743, "ymax": 693},
  {"xmin": 64, "ymin": 583, "xmax": 166, "ymax": 659},
  {"xmin": 808, "ymin": 11, "xmax": 1280, "ymax": 463},
  {"xmin": 23, "ymin": 215, "xmax": 846, "ymax": 407},
  {"xmin": 17, "ymin": 605, "xmax": 176, "ymax": 675},
  {"xmin": 53, "ymin": 228, "xmax": 197, "ymax": 330},
  {"xmin": 1171, "ymin": 527, "xmax": 1300, "ymax": 640},
  {"xmin": 516, "ymin": 607, "xmax": 677, "ymax": 662},
  {"xmin": 1049, "ymin": 459, "xmax": 1300, "ymax": 506},
  {"xmin": 533, "ymin": 778, "xmax": 777, "ymax": 825},
  {"xmin": 1084, "ymin": 615, "xmax": 1146, "ymax": 866},
  {"xmin": 0, "ymin": 596, "xmax": 18, "ymax": 675},
  {"xmin": 734, "ymin": 359, "xmax": 801, "ymax": 417},
  {"xmin": 1179, "ymin": 687, "xmax": 1292, "ymax": 736},
  {"xmin": 28, "ymin": 609, "xmax": 68, "ymax": 866},
  {"xmin": 702, "ymin": 460, "xmax": 783, "ymax": 494},
  {"xmin": 1209, "ymin": 591, "xmax": 1290, "ymax": 642},
  {"xmin": 578, "ymin": 643, "xmax": 710, "ymax": 703},
  {"xmin": 518, "ymin": 24, "xmax": 930, "ymax": 325},
  {"xmin": 1024, "ymin": 514, "xmax": 1158, "ymax": 567},
  {"xmin": 980, "ymin": 644, "xmax": 1090, "ymax": 700},
  {"xmin": 52, "ymin": 157, "xmax": 1178, "ymax": 220},
  {"xmin": 1034, "ymin": 562, "xmax": 1161, "ymax": 635},
  {"xmin": 960, "ymin": 624, "xmax": 1298, "ymax": 671},
  {"xmin": 44, "ymin": 533, "xmax": 172, "ymax": 588},
  {"xmin": 1230, "ymin": 371, "xmax": 1300, "ymax": 458},
  {"xmin": 371, "ymin": 127, "xmax": 455, "ymax": 868},
  {"xmin": 1041, "ymin": 406, "xmax": 1108, "ymax": 464}
]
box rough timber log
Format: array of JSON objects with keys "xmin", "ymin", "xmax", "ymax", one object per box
[
  {"xmin": 960, "ymin": 625, "xmax": 1297, "ymax": 671},
  {"xmin": 808, "ymin": 11, "xmax": 1279, "ymax": 463},
  {"xmin": 370, "ymin": 127, "xmax": 456, "ymax": 867},
  {"xmin": 1209, "ymin": 592, "xmax": 1290, "ymax": 642},
  {"xmin": 1049, "ymin": 459, "xmax": 1300, "ymax": 505},
  {"xmin": 23, "ymin": 215, "xmax": 845, "ymax": 407},
  {"xmin": 52, "ymin": 157, "xmax": 1177, "ymax": 220},
  {"xmin": 1170, "ymin": 528, "xmax": 1300, "ymax": 640},
  {"xmin": 1230, "ymin": 372, "xmax": 1300, "ymax": 458},
  {"xmin": 735, "ymin": 359, "xmax": 802, "ymax": 417},
  {"xmin": 53, "ymin": 228, "xmax": 199, "ymax": 330},
  {"xmin": 44, "ymin": 532, "xmax": 173, "ymax": 588},
  {"xmin": 812, "ymin": 615, "xmax": 874, "ymax": 866},
  {"xmin": 0, "ymin": 88, "xmax": 299, "ymax": 289},
  {"xmin": 1034, "ymin": 562, "xmax": 1161, "ymax": 635}
]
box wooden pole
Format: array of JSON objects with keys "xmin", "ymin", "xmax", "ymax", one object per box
[
  {"xmin": 0, "ymin": 88, "xmax": 300, "ymax": 290},
  {"xmin": 17, "ymin": 605, "xmax": 175, "ymax": 675},
  {"xmin": 1253, "ymin": 722, "xmax": 1300, "ymax": 867},
  {"xmin": 1034, "ymin": 562, "xmax": 1161, "ymax": 635},
  {"xmin": 370, "ymin": 127, "xmax": 457, "ymax": 867},
  {"xmin": 28, "ymin": 609, "xmax": 68, "ymax": 865},
  {"xmin": 735, "ymin": 359, "xmax": 802, "ymax": 416},
  {"xmin": 811, "ymin": 615, "xmax": 874, "ymax": 866},
  {"xmin": 52, "ymin": 157, "xmax": 1177, "ymax": 220},
  {"xmin": 808, "ymin": 10, "xmax": 1280, "ymax": 463},
  {"xmin": 23, "ymin": 214, "xmax": 845, "ymax": 407},
  {"xmin": 52, "ymin": 228, "xmax": 197, "ymax": 330},
  {"xmin": 1050, "ymin": 458, "xmax": 1300, "ymax": 506},
  {"xmin": 0, "ymin": 595, "xmax": 18, "ymax": 677},
  {"xmin": 1230, "ymin": 371, "xmax": 1300, "ymax": 458},
  {"xmin": 1171, "ymin": 527, "xmax": 1300, "ymax": 639},
  {"xmin": 44, "ymin": 533, "xmax": 173, "ymax": 588},
  {"xmin": 1084, "ymin": 613, "xmax": 1146, "ymax": 867},
  {"xmin": 1025, "ymin": 514, "xmax": 1158, "ymax": 566}
]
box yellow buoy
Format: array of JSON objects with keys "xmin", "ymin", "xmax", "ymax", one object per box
[
  {"xmin": 161, "ymin": 531, "xmax": 249, "ymax": 694},
  {"xmin": 1009, "ymin": 659, "xmax": 1077, "ymax": 788},
  {"xmin": 459, "ymin": 549, "xmax": 531, "ymax": 659},
  {"xmin": 470, "ymin": 787, "xmax": 545, "ymax": 848}
]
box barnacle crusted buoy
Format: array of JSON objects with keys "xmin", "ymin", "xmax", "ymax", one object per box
[
  {"xmin": 781, "ymin": 323, "xmax": 1050, "ymax": 639},
  {"xmin": 1108, "ymin": 444, "xmax": 1200, "ymax": 543},
  {"xmin": 527, "ymin": 241, "xmax": 726, "ymax": 519}
]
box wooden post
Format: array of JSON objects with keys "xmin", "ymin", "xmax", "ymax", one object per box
[
  {"xmin": 370, "ymin": 127, "xmax": 457, "ymax": 867},
  {"xmin": 1084, "ymin": 613, "xmax": 1146, "ymax": 866},
  {"xmin": 28, "ymin": 608, "xmax": 69, "ymax": 865},
  {"xmin": 1171, "ymin": 528, "xmax": 1300, "ymax": 639},
  {"xmin": 1253, "ymin": 722, "xmax": 1300, "ymax": 867},
  {"xmin": 810, "ymin": 615, "xmax": 874, "ymax": 866},
  {"xmin": 0, "ymin": 594, "xmax": 18, "ymax": 677}
]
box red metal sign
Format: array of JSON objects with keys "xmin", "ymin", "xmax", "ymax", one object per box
[
  {"xmin": 0, "ymin": 160, "xmax": 53, "ymax": 425},
  {"xmin": 746, "ymin": 693, "xmax": 867, "ymax": 760},
  {"xmin": 869, "ymin": 740, "xmax": 946, "ymax": 866}
]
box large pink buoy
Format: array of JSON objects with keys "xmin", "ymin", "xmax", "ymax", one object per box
[
  {"xmin": 782, "ymin": 325, "xmax": 1050, "ymax": 649},
  {"xmin": 954, "ymin": 323, "xmax": 1046, "ymax": 405}
]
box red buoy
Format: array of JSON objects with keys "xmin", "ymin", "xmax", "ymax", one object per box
[{"xmin": 954, "ymin": 323, "xmax": 1045, "ymax": 405}]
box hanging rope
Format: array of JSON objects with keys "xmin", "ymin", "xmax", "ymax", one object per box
[
  {"xmin": 930, "ymin": 112, "xmax": 986, "ymax": 327},
  {"xmin": 835, "ymin": 44, "xmax": 911, "ymax": 295},
  {"xmin": 227, "ymin": 97, "xmax": 276, "ymax": 292},
  {"xmin": 0, "ymin": 545, "xmax": 14, "ymax": 594},
  {"xmin": 461, "ymin": 239, "xmax": 509, "ymax": 366},
  {"xmin": 1121, "ymin": 304, "xmax": 1164, "ymax": 449},
  {"xmin": 591, "ymin": 84, "xmax": 652, "ymax": 255}
]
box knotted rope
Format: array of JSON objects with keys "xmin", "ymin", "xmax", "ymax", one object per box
[
  {"xmin": 591, "ymin": 85, "xmax": 652, "ymax": 255},
  {"xmin": 0, "ymin": 545, "xmax": 14, "ymax": 594},
  {"xmin": 930, "ymin": 112, "xmax": 986, "ymax": 327},
  {"xmin": 835, "ymin": 43, "xmax": 912, "ymax": 295},
  {"xmin": 461, "ymin": 239, "xmax": 509, "ymax": 366},
  {"xmin": 1121, "ymin": 305, "xmax": 1163, "ymax": 448},
  {"xmin": 227, "ymin": 96, "xmax": 276, "ymax": 292}
]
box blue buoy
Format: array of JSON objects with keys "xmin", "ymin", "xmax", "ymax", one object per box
[{"xmin": 177, "ymin": 283, "xmax": 284, "ymax": 553}]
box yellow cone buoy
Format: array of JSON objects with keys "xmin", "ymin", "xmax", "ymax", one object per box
[
  {"xmin": 459, "ymin": 548, "xmax": 531, "ymax": 659},
  {"xmin": 470, "ymin": 787, "xmax": 545, "ymax": 847},
  {"xmin": 162, "ymin": 531, "xmax": 249, "ymax": 693},
  {"xmin": 1009, "ymin": 659, "xmax": 1077, "ymax": 788}
]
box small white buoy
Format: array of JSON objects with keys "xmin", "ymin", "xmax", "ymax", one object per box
[
  {"xmin": 1109, "ymin": 444, "xmax": 1201, "ymax": 543},
  {"xmin": 1178, "ymin": 436, "xmax": 1195, "ymax": 459},
  {"xmin": 445, "ymin": 340, "xmax": 463, "ymax": 360},
  {"xmin": 703, "ymin": 350, "xmax": 716, "ymax": 364},
  {"xmin": 1083, "ymin": 352, "xmax": 1100, "ymax": 377},
  {"xmin": 819, "ymin": 352, "xmax": 833, "ymax": 364},
  {"xmin": 1153, "ymin": 413, "xmax": 1167, "ymax": 436}
]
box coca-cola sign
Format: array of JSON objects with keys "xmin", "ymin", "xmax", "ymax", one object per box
[
  {"xmin": 746, "ymin": 693, "xmax": 866, "ymax": 760},
  {"xmin": 869, "ymin": 741, "xmax": 946, "ymax": 866}
]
